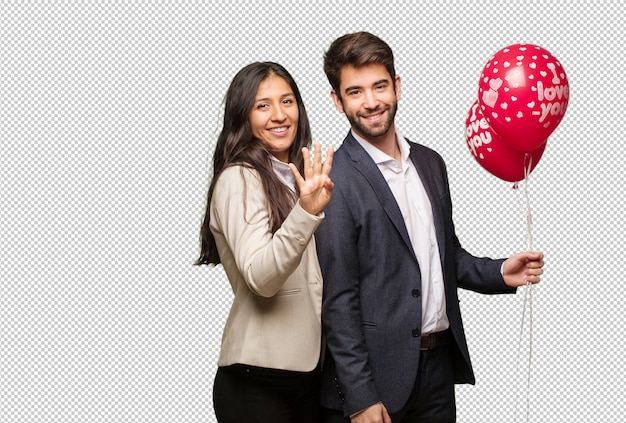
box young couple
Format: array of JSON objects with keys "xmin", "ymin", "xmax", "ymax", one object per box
[{"xmin": 196, "ymin": 32, "xmax": 545, "ymax": 423}]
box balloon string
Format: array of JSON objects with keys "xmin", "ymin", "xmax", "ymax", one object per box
[
  {"xmin": 523, "ymin": 154, "xmax": 534, "ymax": 252},
  {"xmin": 515, "ymin": 154, "xmax": 534, "ymax": 422}
]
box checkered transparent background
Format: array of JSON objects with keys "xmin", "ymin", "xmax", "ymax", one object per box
[{"xmin": 1, "ymin": 1, "xmax": 623, "ymax": 422}]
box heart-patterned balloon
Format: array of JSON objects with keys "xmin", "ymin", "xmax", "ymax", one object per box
[
  {"xmin": 477, "ymin": 44, "xmax": 569, "ymax": 152},
  {"xmin": 465, "ymin": 99, "xmax": 546, "ymax": 182}
]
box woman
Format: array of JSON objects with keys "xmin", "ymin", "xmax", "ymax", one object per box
[{"xmin": 195, "ymin": 62, "xmax": 334, "ymax": 422}]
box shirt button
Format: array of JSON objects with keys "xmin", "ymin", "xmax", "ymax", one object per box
[
  {"xmin": 412, "ymin": 328, "xmax": 421, "ymax": 337},
  {"xmin": 412, "ymin": 289, "xmax": 421, "ymax": 298}
]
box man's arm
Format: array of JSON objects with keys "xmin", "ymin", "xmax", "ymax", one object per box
[{"xmin": 316, "ymin": 185, "xmax": 382, "ymax": 416}]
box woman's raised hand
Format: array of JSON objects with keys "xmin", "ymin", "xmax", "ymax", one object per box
[{"xmin": 289, "ymin": 142, "xmax": 334, "ymax": 215}]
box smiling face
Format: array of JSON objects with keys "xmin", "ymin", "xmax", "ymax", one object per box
[
  {"xmin": 332, "ymin": 63, "xmax": 401, "ymax": 147},
  {"xmin": 249, "ymin": 74, "xmax": 299, "ymax": 163}
]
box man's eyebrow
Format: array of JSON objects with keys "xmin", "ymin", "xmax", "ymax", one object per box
[
  {"xmin": 343, "ymin": 79, "xmax": 390, "ymax": 93},
  {"xmin": 343, "ymin": 85, "xmax": 361, "ymax": 93}
]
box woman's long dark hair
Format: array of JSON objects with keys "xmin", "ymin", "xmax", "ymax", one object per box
[{"xmin": 195, "ymin": 62, "xmax": 312, "ymax": 265}]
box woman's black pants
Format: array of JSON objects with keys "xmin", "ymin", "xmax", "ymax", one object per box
[{"xmin": 213, "ymin": 364, "xmax": 320, "ymax": 422}]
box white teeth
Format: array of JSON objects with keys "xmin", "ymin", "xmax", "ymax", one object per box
[
  {"xmin": 363, "ymin": 112, "xmax": 383, "ymax": 120},
  {"xmin": 269, "ymin": 127, "xmax": 288, "ymax": 133}
]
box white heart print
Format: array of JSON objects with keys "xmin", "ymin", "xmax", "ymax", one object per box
[{"xmin": 489, "ymin": 78, "xmax": 503, "ymax": 91}]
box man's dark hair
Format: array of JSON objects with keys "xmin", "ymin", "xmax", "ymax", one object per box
[{"xmin": 323, "ymin": 31, "xmax": 396, "ymax": 99}]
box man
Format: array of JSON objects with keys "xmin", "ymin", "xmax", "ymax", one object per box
[{"xmin": 315, "ymin": 32, "xmax": 544, "ymax": 423}]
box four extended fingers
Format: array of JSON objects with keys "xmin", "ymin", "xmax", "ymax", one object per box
[
  {"xmin": 291, "ymin": 142, "xmax": 334, "ymax": 190},
  {"xmin": 302, "ymin": 141, "xmax": 333, "ymax": 179}
]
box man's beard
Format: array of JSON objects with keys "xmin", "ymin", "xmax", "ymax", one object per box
[{"xmin": 346, "ymin": 102, "xmax": 397, "ymax": 139}]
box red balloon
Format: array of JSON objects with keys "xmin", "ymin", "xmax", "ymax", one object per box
[
  {"xmin": 477, "ymin": 44, "xmax": 569, "ymax": 152},
  {"xmin": 465, "ymin": 100, "xmax": 546, "ymax": 182}
]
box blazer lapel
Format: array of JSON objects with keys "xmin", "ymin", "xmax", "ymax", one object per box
[{"xmin": 343, "ymin": 134, "xmax": 416, "ymax": 258}]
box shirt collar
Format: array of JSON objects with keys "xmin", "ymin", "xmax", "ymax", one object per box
[
  {"xmin": 351, "ymin": 129, "xmax": 411, "ymax": 165},
  {"xmin": 269, "ymin": 155, "xmax": 296, "ymax": 192}
]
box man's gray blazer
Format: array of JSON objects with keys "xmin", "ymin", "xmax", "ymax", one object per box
[{"xmin": 315, "ymin": 132, "xmax": 515, "ymax": 416}]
